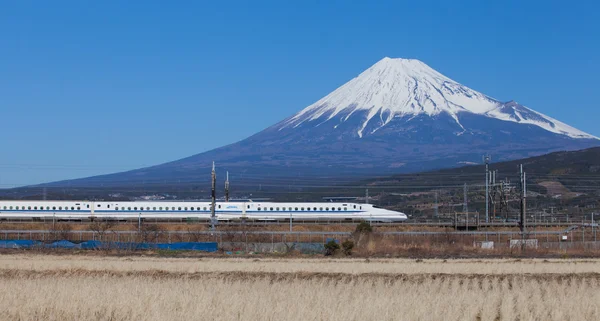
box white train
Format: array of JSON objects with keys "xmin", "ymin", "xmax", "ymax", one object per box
[{"xmin": 0, "ymin": 200, "xmax": 407, "ymax": 222}]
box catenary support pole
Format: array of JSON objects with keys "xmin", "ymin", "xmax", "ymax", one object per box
[{"xmin": 211, "ymin": 161, "xmax": 217, "ymax": 231}]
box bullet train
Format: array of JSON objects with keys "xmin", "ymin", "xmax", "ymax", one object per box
[{"xmin": 0, "ymin": 200, "xmax": 408, "ymax": 222}]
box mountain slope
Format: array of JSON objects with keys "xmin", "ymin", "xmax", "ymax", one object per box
[{"xmin": 44, "ymin": 57, "xmax": 599, "ymax": 187}]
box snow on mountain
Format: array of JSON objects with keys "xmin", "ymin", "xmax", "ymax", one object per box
[{"xmin": 281, "ymin": 57, "xmax": 596, "ymax": 140}]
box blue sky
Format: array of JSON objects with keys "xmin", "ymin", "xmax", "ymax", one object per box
[{"xmin": 1, "ymin": 1, "xmax": 599, "ymax": 187}]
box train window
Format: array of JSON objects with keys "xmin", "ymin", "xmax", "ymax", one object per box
[
  {"xmin": 171, "ymin": 207, "xmax": 174, "ymax": 211},
  {"xmin": 184, "ymin": 207, "xmax": 187, "ymax": 211},
  {"xmin": 115, "ymin": 207, "xmax": 119, "ymax": 210},
  {"xmin": 218, "ymin": 205, "xmax": 221, "ymax": 209},
  {"xmin": 59, "ymin": 207, "xmax": 62, "ymax": 210},
  {"xmin": 46, "ymin": 206, "xmax": 50, "ymax": 210},
  {"xmin": 326, "ymin": 207, "xmax": 329, "ymax": 211},
  {"xmin": 247, "ymin": 205, "xmax": 250, "ymax": 209},
  {"xmin": 258, "ymin": 207, "xmax": 261, "ymax": 211},
  {"xmin": 289, "ymin": 207, "xmax": 292, "ymax": 211},
  {"xmin": 2, "ymin": 206, "xmax": 5, "ymax": 210},
  {"xmin": 270, "ymin": 207, "xmax": 273, "ymax": 211},
  {"xmin": 338, "ymin": 207, "xmax": 341, "ymax": 211},
  {"xmin": 344, "ymin": 208, "xmax": 347, "ymax": 211},
  {"xmin": 203, "ymin": 207, "xmax": 207, "ymax": 211},
  {"xmin": 128, "ymin": 207, "xmax": 132, "ymax": 210},
  {"xmin": 301, "ymin": 207, "xmax": 304, "ymax": 211},
  {"xmin": 107, "ymin": 205, "xmax": 110, "ymax": 208},
  {"xmin": 153, "ymin": 207, "xmax": 156, "ymax": 210},
  {"xmin": 177, "ymin": 207, "xmax": 181, "ymax": 211},
  {"xmin": 359, "ymin": 206, "xmax": 362, "ymax": 210},
  {"xmin": 87, "ymin": 205, "xmax": 90, "ymax": 208},
  {"xmin": 134, "ymin": 207, "xmax": 138, "ymax": 211},
  {"xmin": 71, "ymin": 207, "xmax": 75, "ymax": 210},
  {"xmin": 158, "ymin": 207, "xmax": 162, "ymax": 211},
  {"xmin": 28, "ymin": 206, "xmax": 31, "ymax": 210},
  {"xmin": 10, "ymin": 206, "xmax": 13, "ymax": 210},
  {"xmin": 294, "ymin": 207, "xmax": 298, "ymax": 211},
  {"xmin": 146, "ymin": 207, "xmax": 150, "ymax": 210},
  {"xmin": 98, "ymin": 204, "xmax": 101, "ymax": 207},
  {"xmin": 314, "ymin": 207, "xmax": 317, "ymax": 211},
  {"xmin": 77, "ymin": 207, "xmax": 80, "ymax": 210},
  {"xmin": 276, "ymin": 207, "xmax": 279, "ymax": 211},
  {"xmin": 34, "ymin": 207, "xmax": 37, "ymax": 210},
  {"xmin": 320, "ymin": 207, "xmax": 323, "ymax": 211},
  {"xmin": 354, "ymin": 205, "xmax": 356, "ymax": 209}
]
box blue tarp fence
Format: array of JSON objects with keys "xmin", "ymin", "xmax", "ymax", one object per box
[{"xmin": 0, "ymin": 240, "xmax": 218, "ymax": 252}]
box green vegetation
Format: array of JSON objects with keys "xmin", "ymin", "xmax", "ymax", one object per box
[
  {"xmin": 355, "ymin": 220, "xmax": 373, "ymax": 234},
  {"xmin": 341, "ymin": 240, "xmax": 354, "ymax": 256},
  {"xmin": 324, "ymin": 240, "xmax": 340, "ymax": 256}
]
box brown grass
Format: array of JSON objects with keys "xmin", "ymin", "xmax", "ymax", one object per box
[{"xmin": 0, "ymin": 255, "xmax": 599, "ymax": 320}]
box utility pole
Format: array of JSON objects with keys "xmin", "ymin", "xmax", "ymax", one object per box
[
  {"xmin": 519, "ymin": 164, "xmax": 527, "ymax": 235},
  {"xmin": 434, "ymin": 190, "xmax": 439, "ymax": 218},
  {"xmin": 484, "ymin": 155, "xmax": 490, "ymax": 223},
  {"xmin": 225, "ymin": 171, "xmax": 230, "ymax": 202},
  {"xmin": 463, "ymin": 183, "xmax": 468, "ymax": 214},
  {"xmin": 592, "ymin": 212, "xmax": 596, "ymax": 242},
  {"xmin": 211, "ymin": 162, "xmax": 217, "ymax": 231}
]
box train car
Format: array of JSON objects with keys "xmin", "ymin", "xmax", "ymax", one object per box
[{"xmin": 0, "ymin": 200, "xmax": 407, "ymax": 222}]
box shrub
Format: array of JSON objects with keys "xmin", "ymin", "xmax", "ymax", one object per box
[
  {"xmin": 355, "ymin": 220, "xmax": 373, "ymax": 234},
  {"xmin": 342, "ymin": 240, "xmax": 354, "ymax": 256},
  {"xmin": 324, "ymin": 240, "xmax": 340, "ymax": 256}
]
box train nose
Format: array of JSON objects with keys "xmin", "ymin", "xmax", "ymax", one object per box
[{"xmin": 380, "ymin": 209, "xmax": 407, "ymax": 221}]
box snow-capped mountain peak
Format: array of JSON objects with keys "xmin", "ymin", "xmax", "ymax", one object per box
[{"xmin": 280, "ymin": 57, "xmax": 596, "ymax": 139}]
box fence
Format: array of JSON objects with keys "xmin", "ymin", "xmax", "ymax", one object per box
[{"xmin": 0, "ymin": 228, "xmax": 597, "ymax": 244}]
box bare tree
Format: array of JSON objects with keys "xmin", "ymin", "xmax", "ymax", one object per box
[
  {"xmin": 139, "ymin": 224, "xmax": 164, "ymax": 243},
  {"xmin": 89, "ymin": 220, "xmax": 116, "ymax": 242},
  {"xmin": 49, "ymin": 223, "xmax": 73, "ymax": 241}
]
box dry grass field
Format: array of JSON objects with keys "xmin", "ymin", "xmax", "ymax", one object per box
[{"xmin": 1, "ymin": 255, "xmax": 599, "ymax": 320}]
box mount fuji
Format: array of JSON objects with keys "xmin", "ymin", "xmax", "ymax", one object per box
[{"xmin": 51, "ymin": 57, "xmax": 599, "ymax": 186}]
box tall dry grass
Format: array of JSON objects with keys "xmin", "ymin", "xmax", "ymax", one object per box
[
  {"xmin": 2, "ymin": 255, "xmax": 600, "ymax": 275},
  {"xmin": 1, "ymin": 255, "xmax": 599, "ymax": 320}
]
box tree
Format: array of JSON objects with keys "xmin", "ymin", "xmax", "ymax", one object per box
[
  {"xmin": 342, "ymin": 240, "xmax": 354, "ymax": 256},
  {"xmin": 355, "ymin": 220, "xmax": 373, "ymax": 234},
  {"xmin": 49, "ymin": 223, "xmax": 73, "ymax": 241},
  {"xmin": 139, "ymin": 224, "xmax": 164, "ymax": 243},
  {"xmin": 88, "ymin": 220, "xmax": 115, "ymax": 242},
  {"xmin": 324, "ymin": 240, "xmax": 340, "ymax": 256}
]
